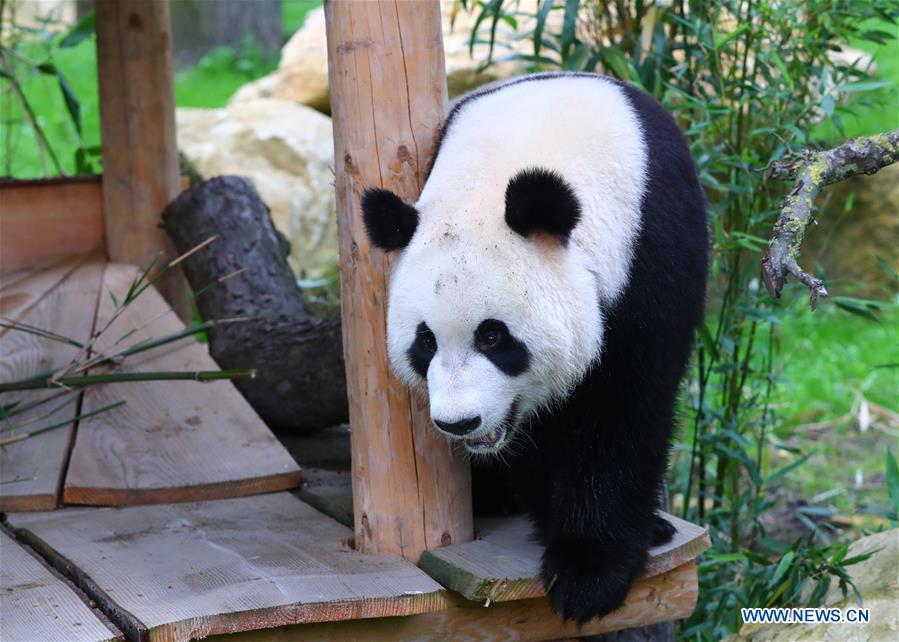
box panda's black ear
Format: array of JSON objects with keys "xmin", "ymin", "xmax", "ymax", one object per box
[
  {"xmin": 504, "ymin": 167, "xmax": 581, "ymax": 244},
  {"xmin": 361, "ymin": 188, "xmax": 419, "ymax": 251}
]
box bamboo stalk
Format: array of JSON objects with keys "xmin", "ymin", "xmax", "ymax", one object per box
[
  {"xmin": 0, "ymin": 400, "xmax": 126, "ymax": 447},
  {"xmin": 0, "ymin": 369, "xmax": 255, "ymax": 393}
]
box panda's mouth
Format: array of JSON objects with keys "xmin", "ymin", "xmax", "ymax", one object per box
[{"xmin": 463, "ymin": 398, "xmax": 519, "ymax": 454}]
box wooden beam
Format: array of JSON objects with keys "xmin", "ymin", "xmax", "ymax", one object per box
[
  {"xmin": 0, "ymin": 177, "xmax": 105, "ymax": 271},
  {"xmin": 203, "ymin": 562, "xmax": 699, "ymax": 642},
  {"xmin": 94, "ymin": 0, "xmax": 188, "ymax": 316},
  {"xmin": 325, "ymin": 0, "xmax": 472, "ymax": 560}
]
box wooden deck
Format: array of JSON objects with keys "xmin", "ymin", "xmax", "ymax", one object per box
[
  {"xmin": 7, "ymin": 493, "xmax": 446, "ymax": 642},
  {"xmin": 0, "ymin": 530, "xmax": 121, "ymax": 642},
  {"xmin": 5, "ymin": 490, "xmax": 707, "ymax": 642}
]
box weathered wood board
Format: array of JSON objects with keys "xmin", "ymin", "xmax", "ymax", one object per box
[
  {"xmin": 419, "ymin": 512, "xmax": 710, "ymax": 603},
  {"xmin": 0, "ymin": 253, "xmax": 85, "ymax": 318},
  {"xmin": 0, "ymin": 254, "xmax": 105, "ymax": 511},
  {"xmin": 206, "ymin": 562, "xmax": 699, "ymax": 642},
  {"xmin": 64, "ymin": 263, "xmax": 301, "ymax": 505},
  {"xmin": 0, "ymin": 530, "xmax": 121, "ymax": 642},
  {"xmin": 8, "ymin": 493, "xmax": 447, "ymax": 642}
]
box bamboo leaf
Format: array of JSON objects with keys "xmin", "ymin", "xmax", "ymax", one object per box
[{"xmin": 59, "ymin": 11, "xmax": 95, "ymax": 48}]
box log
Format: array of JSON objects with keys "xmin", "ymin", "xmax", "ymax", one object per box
[
  {"xmin": 325, "ymin": 0, "xmax": 473, "ymax": 560},
  {"xmin": 162, "ymin": 176, "xmax": 347, "ymax": 434}
]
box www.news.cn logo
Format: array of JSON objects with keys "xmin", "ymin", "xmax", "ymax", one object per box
[{"xmin": 741, "ymin": 607, "xmax": 871, "ymax": 624}]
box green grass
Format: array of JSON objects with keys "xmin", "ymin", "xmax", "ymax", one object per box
[
  {"xmin": 1, "ymin": 1, "xmax": 322, "ymax": 178},
  {"xmin": 773, "ymin": 302, "xmax": 898, "ymax": 517}
]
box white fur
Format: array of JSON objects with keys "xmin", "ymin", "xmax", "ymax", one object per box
[{"xmin": 385, "ymin": 74, "xmax": 647, "ymax": 450}]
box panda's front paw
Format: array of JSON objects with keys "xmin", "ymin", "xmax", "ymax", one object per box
[{"xmin": 541, "ymin": 539, "xmax": 647, "ymax": 624}]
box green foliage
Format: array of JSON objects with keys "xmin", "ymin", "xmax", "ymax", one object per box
[
  {"xmin": 174, "ymin": 34, "xmax": 279, "ymax": 108},
  {"xmin": 461, "ymin": 1, "xmax": 898, "ymax": 639},
  {"xmin": 0, "ymin": 4, "xmax": 102, "ymax": 177}
]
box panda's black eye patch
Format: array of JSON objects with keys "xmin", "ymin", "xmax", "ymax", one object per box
[
  {"xmin": 408, "ymin": 322, "xmax": 437, "ymax": 378},
  {"xmin": 475, "ymin": 319, "xmax": 530, "ymax": 376}
]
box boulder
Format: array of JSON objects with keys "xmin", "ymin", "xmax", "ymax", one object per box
[
  {"xmin": 806, "ymin": 163, "xmax": 899, "ymax": 297},
  {"xmin": 229, "ymin": 2, "xmax": 536, "ymax": 113},
  {"xmin": 176, "ymin": 98, "xmax": 337, "ymax": 279},
  {"xmin": 268, "ymin": 7, "xmax": 331, "ymax": 112},
  {"xmin": 724, "ymin": 528, "xmax": 898, "ymax": 642}
]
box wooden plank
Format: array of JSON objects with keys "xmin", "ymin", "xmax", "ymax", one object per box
[
  {"xmin": 0, "ymin": 177, "xmax": 105, "ymax": 271},
  {"xmin": 0, "ymin": 254, "xmax": 85, "ymax": 319},
  {"xmin": 0, "ymin": 254, "xmax": 105, "ymax": 512},
  {"xmin": 64, "ymin": 263, "xmax": 300, "ymax": 505},
  {"xmin": 419, "ymin": 513, "xmax": 710, "ymax": 603},
  {"xmin": 8, "ymin": 493, "xmax": 448, "ymax": 642},
  {"xmin": 0, "ymin": 530, "xmax": 121, "ymax": 642},
  {"xmin": 205, "ymin": 562, "xmax": 699, "ymax": 642},
  {"xmin": 94, "ymin": 0, "xmax": 189, "ymax": 316},
  {"xmin": 326, "ymin": 0, "xmax": 472, "ymax": 561}
]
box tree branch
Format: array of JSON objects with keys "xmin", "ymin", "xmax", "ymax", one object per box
[{"xmin": 761, "ymin": 129, "xmax": 899, "ymax": 310}]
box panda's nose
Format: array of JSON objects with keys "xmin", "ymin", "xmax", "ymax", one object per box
[{"xmin": 433, "ymin": 416, "xmax": 482, "ymax": 436}]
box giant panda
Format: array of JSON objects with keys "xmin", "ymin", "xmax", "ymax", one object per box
[{"xmin": 360, "ymin": 72, "xmax": 708, "ymax": 623}]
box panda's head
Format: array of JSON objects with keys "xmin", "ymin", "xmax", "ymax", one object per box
[{"xmin": 361, "ymin": 167, "xmax": 602, "ymax": 456}]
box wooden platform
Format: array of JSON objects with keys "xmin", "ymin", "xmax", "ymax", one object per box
[
  {"xmin": 0, "ymin": 530, "xmax": 121, "ymax": 642},
  {"xmin": 6, "ymin": 489, "xmax": 708, "ymax": 642},
  {"xmin": 0, "ymin": 256, "xmax": 300, "ymax": 511}
]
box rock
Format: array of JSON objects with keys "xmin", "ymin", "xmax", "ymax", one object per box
[
  {"xmin": 176, "ymin": 99, "xmax": 337, "ymax": 279},
  {"xmin": 724, "ymin": 528, "xmax": 899, "ymax": 642},
  {"xmin": 268, "ymin": 7, "xmax": 331, "ymax": 113},
  {"xmin": 228, "ymin": 72, "xmax": 278, "ymax": 103}
]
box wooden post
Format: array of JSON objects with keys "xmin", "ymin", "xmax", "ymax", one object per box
[
  {"xmin": 94, "ymin": 0, "xmax": 188, "ymax": 314},
  {"xmin": 325, "ymin": 0, "xmax": 473, "ymax": 560}
]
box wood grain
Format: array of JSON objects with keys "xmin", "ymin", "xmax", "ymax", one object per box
[
  {"xmin": 0, "ymin": 254, "xmax": 105, "ymax": 512},
  {"xmin": 8, "ymin": 493, "xmax": 448, "ymax": 642},
  {"xmin": 0, "ymin": 530, "xmax": 120, "ymax": 642},
  {"xmin": 94, "ymin": 0, "xmax": 189, "ymax": 315},
  {"xmin": 325, "ymin": 0, "xmax": 472, "ymax": 561},
  {"xmin": 204, "ymin": 562, "xmax": 699, "ymax": 642},
  {"xmin": 64, "ymin": 263, "xmax": 300, "ymax": 506},
  {"xmin": 419, "ymin": 513, "xmax": 710, "ymax": 603},
  {"xmin": 0, "ymin": 177, "xmax": 105, "ymax": 271}
]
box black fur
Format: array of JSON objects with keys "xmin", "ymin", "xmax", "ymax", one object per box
[
  {"xmin": 361, "ymin": 188, "xmax": 419, "ymax": 250},
  {"xmin": 475, "ymin": 319, "xmax": 530, "ymax": 376},
  {"xmin": 407, "ymin": 322, "xmax": 437, "ymax": 378},
  {"xmin": 469, "ymin": 75, "xmax": 709, "ymax": 623}
]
